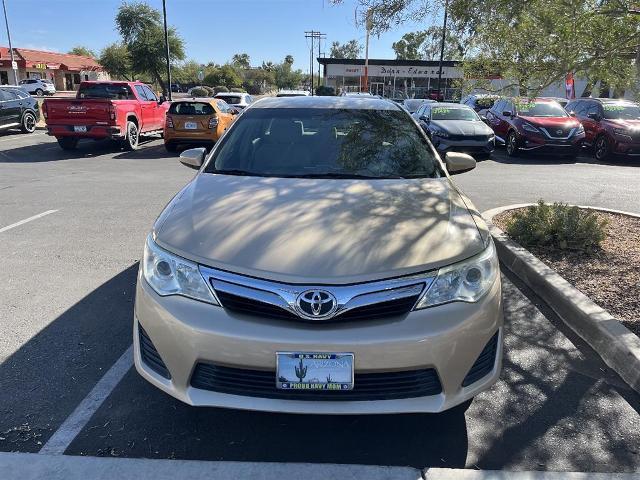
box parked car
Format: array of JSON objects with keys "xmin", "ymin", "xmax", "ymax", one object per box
[
  {"xmin": 413, "ymin": 102, "xmax": 495, "ymax": 158},
  {"xmin": 170, "ymin": 84, "xmax": 183, "ymax": 93},
  {"xmin": 566, "ymin": 98, "xmax": 640, "ymax": 161},
  {"xmin": 0, "ymin": 85, "xmax": 40, "ymax": 134},
  {"xmin": 541, "ymin": 97, "xmax": 569, "ymax": 109},
  {"xmin": 19, "ymin": 78, "xmax": 56, "ymax": 96},
  {"xmin": 42, "ymin": 81, "xmax": 169, "ymax": 151},
  {"xmin": 134, "ymin": 96, "xmax": 503, "ymax": 414},
  {"xmin": 213, "ymin": 92, "xmax": 253, "ymax": 110},
  {"xmin": 164, "ymin": 98, "xmax": 238, "ymax": 152},
  {"xmin": 403, "ymin": 98, "xmax": 436, "ymax": 114},
  {"xmin": 276, "ymin": 90, "xmax": 310, "ymax": 97},
  {"xmin": 485, "ymin": 97, "xmax": 584, "ymax": 157},
  {"xmin": 461, "ymin": 94, "xmax": 499, "ymax": 118}
]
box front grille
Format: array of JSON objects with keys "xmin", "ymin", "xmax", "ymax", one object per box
[
  {"xmin": 541, "ymin": 127, "xmax": 572, "ymax": 139},
  {"xmin": 449, "ymin": 134, "xmax": 490, "ymax": 142},
  {"xmin": 216, "ymin": 289, "xmax": 419, "ymax": 323},
  {"xmin": 462, "ymin": 331, "xmax": 499, "ymax": 387},
  {"xmin": 191, "ymin": 363, "xmax": 442, "ymax": 400},
  {"xmin": 138, "ymin": 325, "xmax": 171, "ymax": 379}
]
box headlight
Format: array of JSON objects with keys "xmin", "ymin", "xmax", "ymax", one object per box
[
  {"xmin": 575, "ymin": 124, "xmax": 585, "ymax": 135},
  {"xmin": 431, "ymin": 128, "xmax": 450, "ymax": 138},
  {"xmin": 142, "ymin": 235, "xmax": 219, "ymax": 305},
  {"xmin": 522, "ymin": 123, "xmax": 540, "ymax": 133},
  {"xmin": 414, "ymin": 241, "xmax": 499, "ymax": 309}
]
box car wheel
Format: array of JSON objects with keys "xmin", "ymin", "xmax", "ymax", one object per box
[
  {"xmin": 35, "ymin": 88, "xmax": 44, "ymax": 97},
  {"xmin": 594, "ymin": 135, "xmax": 610, "ymax": 161},
  {"xmin": 506, "ymin": 131, "xmax": 519, "ymax": 156},
  {"xmin": 57, "ymin": 137, "xmax": 78, "ymax": 151},
  {"xmin": 21, "ymin": 112, "xmax": 37, "ymax": 133},
  {"xmin": 164, "ymin": 142, "xmax": 177, "ymax": 153},
  {"xmin": 123, "ymin": 121, "xmax": 139, "ymax": 151}
]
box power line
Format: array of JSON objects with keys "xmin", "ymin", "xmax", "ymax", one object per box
[{"xmin": 304, "ymin": 31, "xmax": 326, "ymax": 95}]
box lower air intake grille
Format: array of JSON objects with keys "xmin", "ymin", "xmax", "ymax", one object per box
[
  {"xmin": 462, "ymin": 331, "xmax": 499, "ymax": 387},
  {"xmin": 138, "ymin": 324, "xmax": 171, "ymax": 379},
  {"xmin": 191, "ymin": 363, "xmax": 442, "ymax": 401}
]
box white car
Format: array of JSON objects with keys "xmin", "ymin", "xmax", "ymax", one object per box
[
  {"xmin": 276, "ymin": 90, "xmax": 310, "ymax": 97},
  {"xmin": 214, "ymin": 92, "xmax": 254, "ymax": 109},
  {"xmin": 19, "ymin": 78, "xmax": 56, "ymax": 96}
]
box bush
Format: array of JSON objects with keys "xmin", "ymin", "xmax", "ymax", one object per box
[
  {"xmin": 316, "ymin": 85, "xmax": 335, "ymax": 96},
  {"xmin": 505, "ymin": 200, "xmax": 608, "ymax": 252},
  {"xmin": 188, "ymin": 86, "xmax": 209, "ymax": 97},
  {"xmin": 202, "ymin": 86, "xmax": 215, "ymax": 96},
  {"xmin": 214, "ymin": 85, "xmax": 229, "ymax": 94},
  {"xmin": 230, "ymin": 87, "xmax": 246, "ymax": 93}
]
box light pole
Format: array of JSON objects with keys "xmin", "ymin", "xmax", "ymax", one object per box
[
  {"xmin": 162, "ymin": 0, "xmax": 172, "ymax": 100},
  {"xmin": 437, "ymin": 0, "xmax": 449, "ymax": 101},
  {"xmin": 2, "ymin": 0, "xmax": 18, "ymax": 85}
]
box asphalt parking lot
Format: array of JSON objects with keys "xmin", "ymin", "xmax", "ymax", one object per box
[{"xmin": 1, "ymin": 131, "xmax": 639, "ymax": 472}]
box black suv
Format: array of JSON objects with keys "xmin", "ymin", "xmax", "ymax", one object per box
[{"xmin": 0, "ymin": 86, "xmax": 40, "ymax": 134}]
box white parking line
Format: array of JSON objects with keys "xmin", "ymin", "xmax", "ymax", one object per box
[
  {"xmin": 0, "ymin": 210, "xmax": 58, "ymax": 233},
  {"xmin": 39, "ymin": 345, "xmax": 133, "ymax": 455}
]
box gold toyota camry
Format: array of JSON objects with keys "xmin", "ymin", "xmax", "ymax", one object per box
[{"xmin": 135, "ymin": 96, "xmax": 503, "ymax": 414}]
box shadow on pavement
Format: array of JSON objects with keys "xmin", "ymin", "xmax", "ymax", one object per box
[{"xmin": 0, "ymin": 264, "xmax": 138, "ymax": 453}]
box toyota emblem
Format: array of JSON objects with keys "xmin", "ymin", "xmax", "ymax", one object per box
[{"xmin": 295, "ymin": 289, "xmax": 338, "ymax": 319}]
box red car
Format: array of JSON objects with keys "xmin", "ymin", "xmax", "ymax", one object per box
[
  {"xmin": 486, "ymin": 97, "xmax": 584, "ymax": 157},
  {"xmin": 565, "ymin": 98, "xmax": 640, "ymax": 161},
  {"xmin": 43, "ymin": 81, "xmax": 169, "ymax": 151}
]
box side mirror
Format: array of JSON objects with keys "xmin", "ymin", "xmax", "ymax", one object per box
[
  {"xmin": 569, "ymin": 111, "xmax": 576, "ymax": 117},
  {"xmin": 587, "ymin": 112, "xmax": 601, "ymax": 121},
  {"xmin": 158, "ymin": 96, "xmax": 166, "ymax": 104},
  {"xmin": 445, "ymin": 152, "xmax": 476, "ymax": 175},
  {"xmin": 179, "ymin": 147, "xmax": 206, "ymax": 169},
  {"xmin": 502, "ymin": 110, "xmax": 512, "ymax": 117}
]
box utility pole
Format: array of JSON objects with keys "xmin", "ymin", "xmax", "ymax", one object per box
[
  {"xmin": 364, "ymin": 9, "xmax": 371, "ymax": 94},
  {"xmin": 437, "ymin": 0, "xmax": 449, "ymax": 101},
  {"xmin": 2, "ymin": 0, "xmax": 18, "ymax": 85},
  {"xmin": 305, "ymin": 31, "xmax": 325, "ymax": 95},
  {"xmin": 162, "ymin": 0, "xmax": 172, "ymax": 100}
]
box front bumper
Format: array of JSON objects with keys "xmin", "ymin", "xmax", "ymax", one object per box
[
  {"xmin": 134, "ymin": 269, "xmax": 503, "ymax": 414},
  {"xmin": 518, "ymin": 131, "xmax": 584, "ymax": 155},
  {"xmin": 432, "ymin": 136, "xmax": 495, "ymax": 156}
]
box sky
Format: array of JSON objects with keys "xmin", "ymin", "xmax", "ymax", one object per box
[{"xmin": 0, "ymin": 0, "xmax": 439, "ymax": 71}]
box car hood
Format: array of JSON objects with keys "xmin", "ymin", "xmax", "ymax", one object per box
[
  {"xmin": 431, "ymin": 120, "xmax": 493, "ymax": 136},
  {"xmin": 154, "ymin": 174, "xmax": 485, "ymax": 284},
  {"xmin": 519, "ymin": 116, "xmax": 580, "ymax": 129}
]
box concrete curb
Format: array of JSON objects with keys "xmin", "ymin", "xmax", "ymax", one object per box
[
  {"xmin": 1, "ymin": 453, "xmax": 638, "ymax": 479},
  {"xmin": 483, "ymin": 204, "xmax": 640, "ymax": 395}
]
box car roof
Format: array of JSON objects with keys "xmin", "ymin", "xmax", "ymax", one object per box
[
  {"xmin": 593, "ymin": 98, "xmax": 636, "ymax": 104},
  {"xmin": 215, "ymin": 92, "xmax": 246, "ymax": 97},
  {"xmin": 173, "ymin": 97, "xmax": 215, "ymax": 103},
  {"xmin": 252, "ymin": 95, "xmax": 403, "ymax": 110},
  {"xmin": 428, "ymin": 102, "xmax": 470, "ymax": 108}
]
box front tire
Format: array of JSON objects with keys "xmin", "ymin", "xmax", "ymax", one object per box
[
  {"xmin": 57, "ymin": 137, "xmax": 78, "ymax": 151},
  {"xmin": 594, "ymin": 135, "xmax": 611, "ymax": 161},
  {"xmin": 21, "ymin": 112, "xmax": 37, "ymax": 133},
  {"xmin": 123, "ymin": 121, "xmax": 139, "ymax": 151},
  {"xmin": 506, "ymin": 131, "xmax": 519, "ymax": 157}
]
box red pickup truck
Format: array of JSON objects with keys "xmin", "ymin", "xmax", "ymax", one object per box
[{"xmin": 43, "ymin": 81, "xmax": 169, "ymax": 151}]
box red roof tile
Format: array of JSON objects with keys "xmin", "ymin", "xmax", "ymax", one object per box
[{"xmin": 0, "ymin": 46, "xmax": 102, "ymax": 70}]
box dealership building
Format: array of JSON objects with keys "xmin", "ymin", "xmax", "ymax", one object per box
[{"xmin": 0, "ymin": 47, "xmax": 109, "ymax": 90}]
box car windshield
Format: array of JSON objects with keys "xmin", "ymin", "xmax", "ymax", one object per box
[
  {"xmin": 602, "ymin": 103, "xmax": 640, "ymax": 120},
  {"xmin": 217, "ymin": 95, "xmax": 242, "ymax": 104},
  {"xmin": 475, "ymin": 97, "xmax": 497, "ymax": 109},
  {"xmin": 205, "ymin": 107, "xmax": 442, "ymax": 179},
  {"xmin": 169, "ymin": 102, "xmax": 214, "ymax": 115},
  {"xmin": 78, "ymin": 84, "xmax": 134, "ymax": 100},
  {"xmin": 431, "ymin": 106, "xmax": 479, "ymax": 121},
  {"xmin": 516, "ymin": 100, "xmax": 567, "ymax": 117}
]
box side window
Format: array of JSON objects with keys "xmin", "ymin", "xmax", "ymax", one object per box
[
  {"xmin": 134, "ymin": 85, "xmax": 149, "ymax": 101},
  {"xmin": 573, "ymin": 101, "xmax": 586, "ymax": 117},
  {"xmin": 142, "ymin": 86, "xmax": 157, "ymax": 102},
  {"xmin": 0, "ymin": 89, "xmax": 7, "ymax": 101},
  {"xmin": 504, "ymin": 100, "xmax": 514, "ymax": 114},
  {"xmin": 246, "ymin": 95, "xmax": 253, "ymax": 104},
  {"xmin": 2, "ymin": 89, "xmax": 19, "ymax": 100},
  {"xmin": 216, "ymin": 100, "xmax": 229, "ymax": 113},
  {"xmin": 586, "ymin": 102, "xmax": 598, "ymax": 118},
  {"xmin": 493, "ymin": 99, "xmax": 503, "ymax": 113}
]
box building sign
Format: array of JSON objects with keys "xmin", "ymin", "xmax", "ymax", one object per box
[
  {"xmin": 11, "ymin": 61, "xmax": 18, "ymax": 70},
  {"xmin": 326, "ymin": 63, "xmax": 461, "ymax": 79}
]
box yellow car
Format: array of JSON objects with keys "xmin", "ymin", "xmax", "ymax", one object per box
[{"xmin": 164, "ymin": 98, "xmax": 238, "ymax": 152}]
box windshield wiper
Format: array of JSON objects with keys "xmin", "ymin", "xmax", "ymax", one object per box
[
  {"xmin": 212, "ymin": 169, "xmax": 269, "ymax": 177},
  {"xmin": 294, "ymin": 173, "xmax": 406, "ymax": 179}
]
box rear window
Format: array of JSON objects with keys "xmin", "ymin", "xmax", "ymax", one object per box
[
  {"xmin": 169, "ymin": 102, "xmax": 215, "ymax": 115},
  {"xmin": 78, "ymin": 84, "xmax": 134, "ymax": 100},
  {"xmin": 216, "ymin": 95, "xmax": 242, "ymax": 105},
  {"xmin": 206, "ymin": 107, "xmax": 442, "ymax": 179}
]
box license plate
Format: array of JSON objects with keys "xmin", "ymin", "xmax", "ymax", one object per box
[
  {"xmin": 276, "ymin": 352, "xmax": 354, "ymax": 391},
  {"xmin": 74, "ymin": 126, "xmax": 87, "ymax": 133},
  {"xmin": 184, "ymin": 122, "xmax": 198, "ymax": 130}
]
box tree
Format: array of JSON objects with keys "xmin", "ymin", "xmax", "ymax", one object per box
[
  {"xmin": 329, "ymin": 39, "xmax": 363, "ymax": 59},
  {"xmin": 99, "ymin": 43, "xmax": 133, "ymax": 80},
  {"xmin": 68, "ymin": 46, "xmax": 96, "ymax": 58},
  {"xmin": 232, "ymin": 53, "xmax": 251, "ymax": 69},
  {"xmin": 274, "ymin": 60, "xmax": 304, "ymax": 89},
  {"xmin": 114, "ymin": 1, "xmax": 185, "ymax": 93},
  {"xmin": 392, "ymin": 27, "xmax": 464, "ymax": 61},
  {"xmin": 284, "ymin": 55, "xmax": 294, "ymax": 65},
  {"xmin": 331, "ymin": 0, "xmax": 640, "ymax": 97},
  {"xmin": 203, "ymin": 64, "xmax": 242, "ymax": 88}
]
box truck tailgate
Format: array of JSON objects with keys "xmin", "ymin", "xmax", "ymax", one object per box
[{"xmin": 45, "ymin": 98, "xmax": 112, "ymax": 125}]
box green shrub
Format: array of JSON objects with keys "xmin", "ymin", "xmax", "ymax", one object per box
[
  {"xmin": 505, "ymin": 201, "xmax": 607, "ymax": 252},
  {"xmin": 188, "ymin": 86, "xmax": 209, "ymax": 97},
  {"xmin": 202, "ymin": 86, "xmax": 215, "ymax": 96},
  {"xmin": 230, "ymin": 87, "xmax": 246, "ymax": 93},
  {"xmin": 316, "ymin": 85, "xmax": 335, "ymax": 96},
  {"xmin": 214, "ymin": 85, "xmax": 229, "ymax": 94}
]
